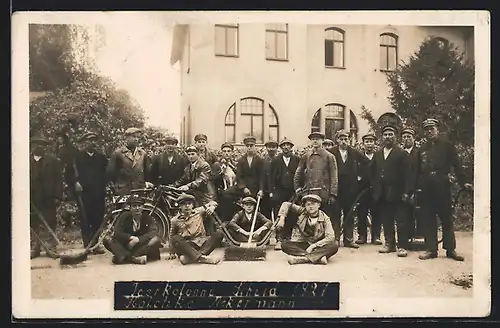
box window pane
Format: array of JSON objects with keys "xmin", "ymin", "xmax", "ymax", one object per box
[
  {"xmin": 239, "ymin": 115, "xmax": 252, "ymax": 141},
  {"xmin": 381, "ymin": 34, "xmax": 397, "ymax": 46},
  {"xmin": 269, "ymin": 126, "xmax": 278, "ymax": 142},
  {"xmin": 214, "ymin": 26, "xmax": 226, "ymax": 55},
  {"xmin": 266, "ymin": 31, "xmax": 276, "ymax": 58},
  {"xmin": 332, "ymin": 30, "xmax": 343, "ymax": 41},
  {"xmin": 252, "ymin": 115, "xmax": 264, "ymax": 143},
  {"xmin": 227, "ymin": 27, "xmax": 238, "ymax": 56},
  {"xmin": 276, "ymin": 32, "xmax": 287, "ymax": 59},
  {"xmin": 225, "ymin": 125, "xmax": 235, "ymax": 143},
  {"xmin": 325, "ymin": 119, "xmax": 344, "ymax": 141},
  {"xmin": 225, "ymin": 105, "xmax": 235, "ymax": 124},
  {"xmin": 268, "ymin": 106, "xmax": 278, "ymax": 125},
  {"xmin": 267, "ymin": 23, "xmax": 287, "ymax": 32},
  {"xmin": 241, "ymin": 98, "xmax": 264, "ymax": 115},
  {"xmin": 334, "ymin": 41, "xmax": 344, "ymax": 67},
  {"xmin": 388, "ymin": 47, "xmax": 397, "ymax": 71},
  {"xmin": 325, "ymin": 40, "xmax": 333, "ymax": 66},
  {"xmin": 311, "ymin": 110, "xmax": 321, "ymax": 131},
  {"xmin": 324, "ymin": 105, "xmax": 344, "ymax": 119},
  {"xmin": 380, "ymin": 46, "xmax": 387, "ymax": 70},
  {"xmin": 350, "ymin": 110, "xmax": 357, "ymax": 130}
]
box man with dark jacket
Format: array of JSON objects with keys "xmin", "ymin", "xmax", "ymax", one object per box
[
  {"xmin": 194, "ymin": 133, "xmax": 220, "ymax": 179},
  {"xmin": 149, "ymin": 135, "xmax": 188, "ymax": 186},
  {"xmin": 30, "ymin": 135, "xmax": 63, "ymax": 259},
  {"xmin": 214, "ymin": 142, "xmax": 238, "ymax": 194},
  {"xmin": 64, "ymin": 132, "xmax": 107, "ymax": 254},
  {"xmin": 329, "ymin": 129, "xmax": 369, "ymax": 249},
  {"xmin": 261, "ymin": 140, "xmax": 279, "ymax": 222},
  {"xmin": 294, "ymin": 132, "xmax": 339, "ymax": 244},
  {"xmin": 369, "ymin": 125, "xmax": 410, "ymax": 257},
  {"xmin": 414, "ymin": 119, "xmax": 473, "ymax": 261},
  {"xmin": 103, "ymin": 194, "xmax": 162, "ymax": 265},
  {"xmin": 269, "ymin": 138, "xmax": 300, "ymax": 249},
  {"xmin": 227, "ymin": 196, "xmax": 273, "ymax": 243}
]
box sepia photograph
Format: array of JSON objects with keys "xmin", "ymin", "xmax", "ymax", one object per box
[{"xmin": 12, "ymin": 10, "xmax": 490, "ymax": 319}]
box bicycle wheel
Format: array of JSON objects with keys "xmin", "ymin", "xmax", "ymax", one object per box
[{"xmin": 143, "ymin": 203, "xmax": 170, "ymax": 245}]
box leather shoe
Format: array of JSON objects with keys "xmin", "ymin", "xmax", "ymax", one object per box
[
  {"xmin": 418, "ymin": 251, "xmax": 438, "ymax": 260},
  {"xmin": 355, "ymin": 238, "xmax": 366, "ymax": 245},
  {"xmin": 397, "ymin": 248, "xmax": 408, "ymax": 257},
  {"xmin": 446, "ymin": 250, "xmax": 464, "ymax": 261},
  {"xmin": 378, "ymin": 246, "xmax": 396, "ymax": 253},
  {"xmin": 372, "ymin": 239, "xmax": 383, "ymax": 245},
  {"xmin": 344, "ymin": 241, "xmax": 360, "ymax": 249}
]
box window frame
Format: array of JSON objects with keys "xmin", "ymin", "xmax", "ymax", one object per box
[
  {"xmin": 265, "ymin": 24, "xmax": 289, "ymax": 62},
  {"xmin": 310, "ymin": 104, "xmax": 358, "ymax": 142},
  {"xmin": 224, "ymin": 103, "xmax": 237, "ymax": 143},
  {"xmin": 214, "ymin": 24, "xmax": 240, "ymax": 58},
  {"xmin": 324, "ymin": 27, "xmax": 346, "ymax": 69},
  {"xmin": 379, "ymin": 32, "xmax": 399, "ymax": 72}
]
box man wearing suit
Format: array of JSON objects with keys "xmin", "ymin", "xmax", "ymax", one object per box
[
  {"xmin": 414, "ymin": 119, "xmax": 473, "ymax": 261},
  {"xmin": 269, "ymin": 138, "xmax": 300, "ymax": 249},
  {"xmin": 103, "ymin": 194, "xmax": 162, "ymax": 265},
  {"xmin": 30, "ymin": 135, "xmax": 63, "ymax": 259},
  {"xmin": 149, "ymin": 135, "xmax": 188, "ymax": 186},
  {"xmin": 328, "ymin": 130, "xmax": 369, "ymax": 249},
  {"xmin": 370, "ymin": 125, "xmax": 410, "ymax": 257},
  {"xmin": 64, "ymin": 132, "xmax": 107, "ymax": 254},
  {"xmin": 261, "ymin": 140, "xmax": 279, "ymax": 224},
  {"xmin": 356, "ymin": 132, "xmax": 382, "ymax": 245}
]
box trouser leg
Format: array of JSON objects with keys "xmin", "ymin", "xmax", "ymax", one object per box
[
  {"xmin": 170, "ymin": 235, "xmax": 203, "ymax": 262},
  {"xmin": 357, "ymin": 193, "xmax": 370, "ymax": 240},
  {"xmin": 436, "ymin": 187, "xmax": 456, "ymax": 251},
  {"xmin": 395, "ymin": 201, "xmax": 410, "ymax": 249},
  {"xmin": 281, "ymin": 240, "xmax": 338, "ymax": 263},
  {"xmin": 103, "ymin": 236, "xmax": 131, "ymax": 263},
  {"xmin": 198, "ymin": 230, "xmax": 223, "ymax": 255},
  {"xmin": 380, "ymin": 200, "xmax": 396, "ymax": 249},
  {"xmin": 420, "ymin": 189, "xmax": 439, "ymax": 253},
  {"xmin": 131, "ymin": 236, "xmax": 162, "ymax": 261},
  {"xmin": 340, "ymin": 194, "xmax": 356, "ymax": 244}
]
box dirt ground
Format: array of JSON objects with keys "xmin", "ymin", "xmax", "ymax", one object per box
[{"xmin": 31, "ymin": 232, "xmax": 473, "ymax": 300}]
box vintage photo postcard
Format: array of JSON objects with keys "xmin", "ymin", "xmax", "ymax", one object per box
[{"xmin": 12, "ymin": 10, "xmax": 490, "ymax": 319}]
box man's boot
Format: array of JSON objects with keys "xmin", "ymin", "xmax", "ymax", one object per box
[
  {"xmin": 287, "ymin": 256, "xmax": 310, "ymax": 265},
  {"xmin": 446, "ymin": 250, "xmax": 464, "ymax": 261},
  {"xmin": 418, "ymin": 251, "xmax": 438, "ymax": 260}
]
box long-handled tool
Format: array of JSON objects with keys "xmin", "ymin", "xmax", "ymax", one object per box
[
  {"xmin": 224, "ymin": 195, "xmax": 267, "ymax": 261},
  {"xmin": 30, "ymin": 204, "xmax": 63, "ymax": 258}
]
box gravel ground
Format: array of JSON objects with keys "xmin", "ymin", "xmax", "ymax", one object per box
[{"xmin": 31, "ymin": 232, "xmax": 473, "ymax": 300}]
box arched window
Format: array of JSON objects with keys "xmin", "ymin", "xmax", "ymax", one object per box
[
  {"xmin": 380, "ymin": 33, "xmax": 398, "ymax": 72},
  {"xmin": 310, "ymin": 104, "xmax": 358, "ymax": 141},
  {"xmin": 325, "ymin": 28, "xmax": 345, "ymax": 68},
  {"xmin": 224, "ymin": 97, "xmax": 280, "ymax": 144}
]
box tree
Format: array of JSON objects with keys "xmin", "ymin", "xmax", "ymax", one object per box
[{"xmin": 386, "ymin": 36, "xmax": 474, "ymax": 146}]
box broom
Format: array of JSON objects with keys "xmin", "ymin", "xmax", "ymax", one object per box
[{"xmin": 224, "ymin": 195, "xmax": 267, "ymax": 261}]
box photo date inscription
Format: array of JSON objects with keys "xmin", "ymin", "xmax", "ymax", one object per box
[{"xmin": 114, "ymin": 281, "xmax": 340, "ymax": 310}]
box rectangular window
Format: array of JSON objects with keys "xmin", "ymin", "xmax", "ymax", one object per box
[
  {"xmin": 265, "ymin": 24, "xmax": 288, "ymax": 61},
  {"xmin": 325, "ymin": 40, "xmax": 334, "ymax": 66},
  {"xmin": 214, "ymin": 24, "xmax": 239, "ymax": 57}
]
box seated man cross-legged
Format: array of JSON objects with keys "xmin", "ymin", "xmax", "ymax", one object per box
[
  {"xmin": 227, "ymin": 196, "xmax": 273, "ymax": 243},
  {"xmin": 103, "ymin": 194, "xmax": 162, "ymax": 265},
  {"xmin": 277, "ymin": 194, "xmax": 339, "ymax": 265},
  {"xmin": 169, "ymin": 194, "xmax": 223, "ymax": 265}
]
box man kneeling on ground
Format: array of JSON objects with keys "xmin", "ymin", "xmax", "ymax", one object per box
[
  {"xmin": 227, "ymin": 196, "xmax": 273, "ymax": 243},
  {"xmin": 103, "ymin": 194, "xmax": 162, "ymax": 265},
  {"xmin": 168, "ymin": 194, "xmax": 223, "ymax": 265},
  {"xmin": 277, "ymin": 194, "xmax": 339, "ymax": 265}
]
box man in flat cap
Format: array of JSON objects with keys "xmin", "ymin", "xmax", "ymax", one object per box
[
  {"xmin": 194, "ymin": 133, "xmax": 220, "ymax": 180},
  {"xmin": 413, "ymin": 119, "xmax": 472, "ymax": 261},
  {"xmin": 328, "ymin": 129, "xmax": 370, "ymax": 249},
  {"xmin": 293, "ymin": 132, "xmax": 339, "ymax": 243},
  {"xmin": 322, "ymin": 139, "xmax": 334, "ymax": 152},
  {"xmin": 269, "ymin": 138, "xmax": 300, "ymax": 249},
  {"xmin": 168, "ymin": 194, "xmax": 222, "ymax": 265},
  {"xmin": 261, "ymin": 140, "xmax": 279, "ymax": 226},
  {"xmin": 368, "ymin": 125, "xmax": 411, "ymax": 257},
  {"xmin": 277, "ymin": 194, "xmax": 339, "ymax": 265},
  {"xmin": 215, "ymin": 142, "xmax": 238, "ymax": 193},
  {"xmin": 106, "ymin": 127, "xmax": 153, "ymax": 195},
  {"xmin": 227, "ymin": 196, "xmax": 273, "ymax": 243},
  {"xmin": 356, "ymin": 132, "xmax": 382, "ymax": 245},
  {"xmin": 218, "ymin": 136, "xmax": 265, "ymax": 221},
  {"xmin": 30, "ymin": 134, "xmax": 63, "ymax": 259},
  {"xmin": 149, "ymin": 134, "xmax": 188, "ymax": 187},
  {"xmin": 103, "ymin": 194, "xmax": 162, "ymax": 265},
  {"xmin": 64, "ymin": 131, "xmax": 108, "ymax": 254}
]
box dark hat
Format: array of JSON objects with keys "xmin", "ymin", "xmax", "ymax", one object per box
[
  {"xmin": 165, "ymin": 135, "xmax": 179, "ymax": 144},
  {"xmin": 335, "ymin": 129, "xmax": 350, "ymax": 139},
  {"xmin": 301, "ymin": 194, "xmax": 322, "ymax": 204},
  {"xmin": 221, "ymin": 142, "xmax": 234, "ymax": 151},
  {"xmin": 194, "ymin": 134, "xmax": 208, "ymax": 142},
  {"xmin": 241, "ymin": 196, "xmax": 257, "ymax": 205},
  {"xmin": 322, "ymin": 138, "xmax": 334, "ymax": 145},
  {"xmin": 264, "ymin": 140, "xmax": 278, "ymax": 147},
  {"xmin": 125, "ymin": 127, "xmax": 142, "ymax": 135},
  {"xmin": 401, "ymin": 127, "xmax": 416, "ymax": 136},
  {"xmin": 127, "ymin": 194, "xmax": 144, "ymax": 205},
  {"xmin": 382, "ymin": 125, "xmax": 397, "ymax": 133},
  {"xmin": 362, "ymin": 133, "xmax": 377, "ymax": 141},
  {"xmin": 30, "ymin": 135, "xmax": 49, "ymax": 144},
  {"xmin": 308, "ymin": 132, "xmax": 325, "ymax": 140},
  {"xmin": 177, "ymin": 193, "xmax": 196, "ymax": 204},
  {"xmin": 80, "ymin": 131, "xmax": 98, "ymax": 142},
  {"xmin": 422, "ymin": 118, "xmax": 440, "ymax": 129},
  {"xmin": 243, "ymin": 136, "xmax": 257, "ymax": 145},
  {"xmin": 279, "ymin": 137, "xmax": 294, "ymax": 147},
  {"xmin": 185, "ymin": 145, "xmax": 198, "ymax": 153}
]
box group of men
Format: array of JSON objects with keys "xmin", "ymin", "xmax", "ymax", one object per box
[{"xmin": 29, "ymin": 117, "xmax": 472, "ymax": 265}]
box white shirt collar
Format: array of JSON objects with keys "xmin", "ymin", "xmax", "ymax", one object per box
[
  {"xmin": 33, "ymin": 155, "xmax": 42, "ymax": 161},
  {"xmin": 283, "ymin": 156, "xmax": 291, "ymax": 166},
  {"xmin": 405, "ymin": 146, "xmax": 413, "ymax": 154},
  {"xmin": 365, "ymin": 152, "xmax": 374, "ymax": 160},
  {"xmin": 87, "ymin": 152, "xmax": 94, "ymax": 156}
]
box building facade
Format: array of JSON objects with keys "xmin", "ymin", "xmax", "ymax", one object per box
[{"xmin": 171, "ymin": 24, "xmax": 473, "ymax": 148}]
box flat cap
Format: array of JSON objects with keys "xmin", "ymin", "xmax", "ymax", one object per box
[
  {"xmin": 362, "ymin": 133, "xmax": 377, "ymax": 141},
  {"xmin": 194, "ymin": 134, "xmax": 208, "ymax": 142},
  {"xmin": 382, "ymin": 125, "xmax": 397, "ymax": 133},
  {"xmin": 308, "ymin": 132, "xmax": 325, "ymax": 140},
  {"xmin": 335, "ymin": 129, "xmax": 350, "ymax": 139},
  {"xmin": 165, "ymin": 135, "xmax": 179, "ymax": 144},
  {"xmin": 176, "ymin": 193, "xmax": 196, "ymax": 204},
  {"xmin": 301, "ymin": 194, "xmax": 322, "ymax": 204},
  {"xmin": 30, "ymin": 135, "xmax": 49, "ymax": 144},
  {"xmin": 422, "ymin": 118, "xmax": 440, "ymax": 129},
  {"xmin": 124, "ymin": 127, "xmax": 142, "ymax": 135},
  {"xmin": 221, "ymin": 142, "xmax": 234, "ymax": 150},
  {"xmin": 243, "ymin": 136, "xmax": 257, "ymax": 145},
  {"xmin": 241, "ymin": 196, "xmax": 257, "ymax": 205},
  {"xmin": 264, "ymin": 140, "xmax": 278, "ymax": 147},
  {"xmin": 127, "ymin": 194, "xmax": 144, "ymax": 205},
  {"xmin": 185, "ymin": 145, "xmax": 198, "ymax": 153},
  {"xmin": 80, "ymin": 131, "xmax": 98, "ymax": 141},
  {"xmin": 401, "ymin": 127, "xmax": 416, "ymax": 136},
  {"xmin": 322, "ymin": 138, "xmax": 334, "ymax": 145},
  {"xmin": 279, "ymin": 137, "xmax": 294, "ymax": 147}
]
